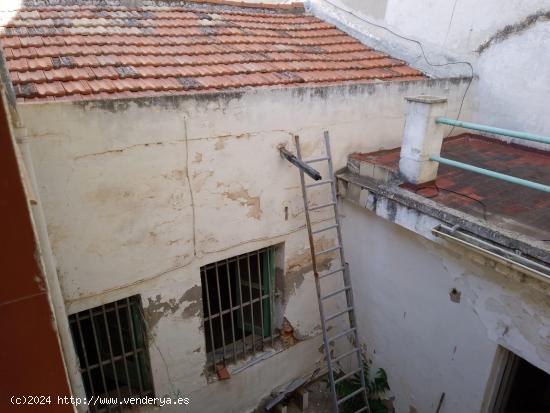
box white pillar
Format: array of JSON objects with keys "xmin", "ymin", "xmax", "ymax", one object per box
[{"xmin": 399, "ymin": 96, "xmax": 448, "ymax": 184}]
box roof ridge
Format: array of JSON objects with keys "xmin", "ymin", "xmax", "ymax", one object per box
[
  {"xmin": 173, "ymin": 0, "xmax": 304, "ymax": 12},
  {"xmin": 20, "ymin": 0, "xmax": 305, "ymax": 13}
]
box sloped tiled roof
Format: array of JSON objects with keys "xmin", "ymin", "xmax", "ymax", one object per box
[{"xmin": 0, "ymin": 0, "xmax": 425, "ymax": 102}]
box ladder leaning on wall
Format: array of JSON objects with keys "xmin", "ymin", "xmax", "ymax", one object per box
[{"xmin": 280, "ymin": 132, "xmax": 370, "ymax": 413}]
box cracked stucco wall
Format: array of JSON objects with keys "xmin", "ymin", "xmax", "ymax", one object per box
[
  {"xmin": 311, "ymin": 0, "xmax": 550, "ymax": 144},
  {"xmin": 341, "ymin": 200, "xmax": 550, "ymax": 413},
  {"xmin": 17, "ymin": 78, "xmax": 469, "ymax": 413}
]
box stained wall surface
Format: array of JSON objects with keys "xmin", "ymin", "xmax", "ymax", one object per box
[
  {"xmin": 341, "ymin": 201, "xmax": 550, "ymax": 413},
  {"xmin": 17, "ymin": 77, "xmax": 470, "ymax": 412}
]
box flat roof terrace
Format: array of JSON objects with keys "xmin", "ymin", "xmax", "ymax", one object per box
[{"xmin": 349, "ymin": 133, "xmax": 550, "ymax": 242}]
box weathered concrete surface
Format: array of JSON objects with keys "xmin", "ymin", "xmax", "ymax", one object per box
[
  {"xmin": 338, "ymin": 169, "xmax": 550, "ymax": 264},
  {"xmin": 399, "ymin": 96, "xmax": 448, "ymax": 184},
  {"xmin": 18, "ymin": 78, "xmax": 470, "ymax": 412}
]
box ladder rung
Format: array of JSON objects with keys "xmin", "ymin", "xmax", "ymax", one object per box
[
  {"xmin": 333, "ymin": 347, "xmax": 360, "ymax": 363},
  {"xmin": 328, "ymin": 327, "xmax": 356, "ymax": 343},
  {"xmin": 306, "ymin": 179, "xmax": 333, "ymax": 188},
  {"xmin": 335, "ymin": 368, "xmax": 362, "ymax": 385},
  {"xmin": 315, "ymin": 245, "xmax": 341, "ymax": 256},
  {"xmin": 325, "ymin": 306, "xmax": 354, "ymax": 322},
  {"xmin": 337, "ymin": 387, "xmax": 366, "ymax": 405},
  {"xmin": 319, "ymin": 266, "xmax": 345, "ymax": 279},
  {"xmin": 321, "ymin": 285, "xmax": 350, "ymax": 300},
  {"xmin": 354, "ymin": 406, "xmax": 370, "ymax": 413},
  {"xmin": 312, "ymin": 224, "xmax": 338, "ymax": 234},
  {"xmin": 308, "ymin": 202, "xmax": 335, "ymax": 212},
  {"xmin": 305, "ymin": 156, "xmax": 329, "ymax": 164}
]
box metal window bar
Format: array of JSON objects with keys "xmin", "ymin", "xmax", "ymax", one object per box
[
  {"xmin": 256, "ymin": 252, "xmax": 264, "ymax": 345},
  {"xmin": 246, "ymin": 252, "xmax": 256, "ymax": 354},
  {"xmin": 268, "ymin": 249, "xmax": 275, "ymax": 347},
  {"xmin": 201, "ymin": 246, "xmax": 277, "ymax": 372},
  {"xmin": 68, "ymin": 296, "xmax": 154, "ymax": 413},
  {"xmin": 226, "ymin": 260, "xmax": 237, "ymax": 364}
]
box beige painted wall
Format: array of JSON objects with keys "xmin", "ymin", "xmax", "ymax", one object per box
[{"xmin": 18, "ymin": 78, "xmax": 470, "ymax": 412}]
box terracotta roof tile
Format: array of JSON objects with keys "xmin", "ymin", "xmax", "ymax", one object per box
[
  {"xmin": 88, "ymin": 79, "xmax": 116, "ymax": 93},
  {"xmin": 1, "ymin": 0, "xmax": 425, "ymax": 102},
  {"xmin": 27, "ymin": 56, "xmax": 52, "ymax": 70},
  {"xmin": 354, "ymin": 134, "xmax": 550, "ymax": 239},
  {"xmin": 62, "ymin": 80, "xmax": 92, "ymax": 95},
  {"xmin": 16, "ymin": 69, "xmax": 46, "ymax": 83},
  {"xmin": 34, "ymin": 81, "xmax": 65, "ymax": 97},
  {"xmin": 388, "ymin": 65, "xmax": 424, "ymax": 77},
  {"xmin": 7, "ymin": 58, "xmax": 29, "ymax": 72}
]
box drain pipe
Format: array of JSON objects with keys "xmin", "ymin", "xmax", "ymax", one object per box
[
  {"xmin": 15, "ymin": 126, "xmax": 86, "ymax": 406},
  {"xmin": 432, "ymin": 223, "xmax": 550, "ymax": 283}
]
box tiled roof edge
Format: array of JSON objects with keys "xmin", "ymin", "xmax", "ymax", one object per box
[{"xmin": 20, "ymin": 0, "xmax": 306, "ymax": 13}]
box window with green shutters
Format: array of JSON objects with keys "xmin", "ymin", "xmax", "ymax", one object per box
[{"xmin": 200, "ymin": 246, "xmax": 278, "ymax": 370}]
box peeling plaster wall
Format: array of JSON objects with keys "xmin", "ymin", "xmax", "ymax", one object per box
[
  {"xmin": 17, "ymin": 79, "xmax": 469, "ymax": 412},
  {"xmin": 310, "ymin": 0, "xmax": 550, "ymax": 140},
  {"xmin": 341, "ymin": 201, "xmax": 550, "ymax": 413}
]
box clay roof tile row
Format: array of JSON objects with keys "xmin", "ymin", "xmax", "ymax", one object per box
[{"xmin": 1, "ymin": 0, "xmax": 425, "ymax": 102}]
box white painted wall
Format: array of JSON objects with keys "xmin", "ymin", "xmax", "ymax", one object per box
[
  {"xmin": 18, "ymin": 78, "xmax": 470, "ymax": 412},
  {"xmin": 310, "ymin": 0, "xmax": 550, "ymax": 137},
  {"xmin": 342, "ymin": 201, "xmax": 550, "ymax": 413}
]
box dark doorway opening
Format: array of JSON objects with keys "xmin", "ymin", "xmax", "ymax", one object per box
[
  {"xmin": 491, "ymin": 348, "xmax": 550, "ymax": 413},
  {"xmin": 504, "ymin": 357, "xmax": 550, "ymax": 413}
]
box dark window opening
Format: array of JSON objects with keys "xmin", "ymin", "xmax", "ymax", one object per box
[
  {"xmin": 503, "ymin": 357, "xmax": 550, "ymax": 412},
  {"xmin": 69, "ymin": 296, "xmax": 154, "ymax": 412},
  {"xmin": 201, "ymin": 246, "xmax": 277, "ymax": 371},
  {"xmin": 491, "ymin": 349, "xmax": 550, "ymax": 413}
]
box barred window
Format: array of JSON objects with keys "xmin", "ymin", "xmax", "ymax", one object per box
[
  {"xmin": 69, "ymin": 296, "xmax": 154, "ymax": 412},
  {"xmin": 201, "ymin": 246, "xmax": 278, "ymax": 371}
]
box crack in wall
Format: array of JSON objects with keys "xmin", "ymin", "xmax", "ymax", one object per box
[
  {"xmin": 477, "ymin": 10, "xmax": 550, "ymax": 53},
  {"xmin": 74, "ymin": 140, "xmax": 185, "ymax": 160}
]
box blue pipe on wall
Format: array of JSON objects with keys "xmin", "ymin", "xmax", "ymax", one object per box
[
  {"xmin": 435, "ymin": 117, "xmax": 550, "ymax": 145},
  {"xmin": 430, "ymin": 155, "xmax": 550, "ymax": 194}
]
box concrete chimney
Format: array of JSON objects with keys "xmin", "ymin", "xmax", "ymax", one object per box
[{"xmin": 399, "ymin": 96, "xmax": 448, "ymax": 184}]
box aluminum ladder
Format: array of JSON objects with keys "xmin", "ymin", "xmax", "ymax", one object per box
[{"xmin": 290, "ymin": 132, "xmax": 370, "ymax": 413}]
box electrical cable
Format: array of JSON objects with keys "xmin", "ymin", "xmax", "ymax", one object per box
[
  {"xmin": 415, "ymin": 182, "xmax": 488, "ymax": 221},
  {"xmin": 325, "ymin": 2, "xmax": 550, "ymax": 244},
  {"xmin": 321, "ymin": 0, "xmax": 474, "ymax": 137}
]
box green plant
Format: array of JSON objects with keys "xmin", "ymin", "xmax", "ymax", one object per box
[{"xmin": 335, "ymin": 358, "xmax": 391, "ymax": 413}]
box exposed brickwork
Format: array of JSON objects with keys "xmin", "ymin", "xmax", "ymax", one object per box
[
  {"xmin": 0, "ymin": 0, "xmax": 425, "ymax": 102},
  {"xmin": 351, "ymin": 134, "xmax": 550, "ymax": 237}
]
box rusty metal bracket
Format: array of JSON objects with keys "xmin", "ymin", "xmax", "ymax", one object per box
[{"xmin": 279, "ymin": 146, "xmax": 322, "ymax": 181}]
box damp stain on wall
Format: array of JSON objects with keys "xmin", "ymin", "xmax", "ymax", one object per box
[{"xmin": 144, "ymin": 284, "xmax": 203, "ymax": 329}]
